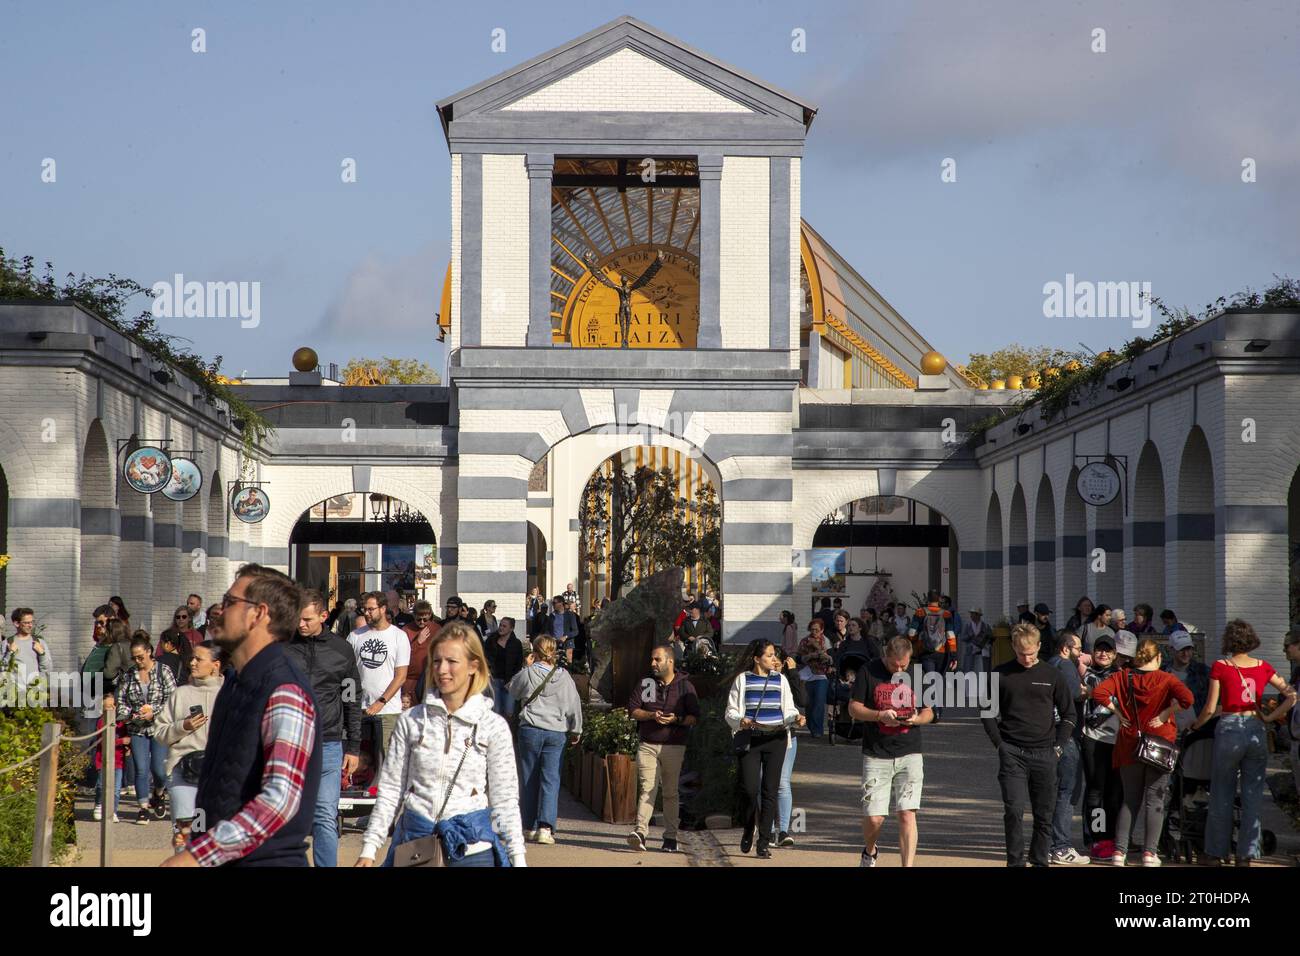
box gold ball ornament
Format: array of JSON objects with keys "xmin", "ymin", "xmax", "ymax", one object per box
[
  {"xmin": 991, "ymin": 379, "xmax": 1006, "ymax": 390},
  {"xmin": 1097, "ymin": 350, "xmax": 1116, "ymax": 363},
  {"xmin": 1044, "ymin": 366, "xmax": 1061, "ymax": 379},
  {"xmin": 1063, "ymin": 360, "xmax": 1082, "ymax": 373},
  {"xmin": 1026, "ymin": 373, "xmax": 1041, "ymax": 389},
  {"xmin": 292, "ymin": 347, "xmax": 319, "ymax": 373},
  {"xmin": 978, "ymin": 382, "xmax": 989, "ymax": 390},
  {"xmin": 1006, "ymin": 375, "xmax": 1024, "ymax": 390},
  {"xmin": 920, "ymin": 351, "xmax": 947, "ymax": 375}
]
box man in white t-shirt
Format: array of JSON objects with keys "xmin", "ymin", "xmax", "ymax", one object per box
[{"xmin": 348, "ymin": 591, "xmax": 409, "ymax": 760}]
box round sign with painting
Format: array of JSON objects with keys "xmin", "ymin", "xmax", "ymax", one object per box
[
  {"xmin": 1076, "ymin": 462, "xmax": 1121, "ymax": 506},
  {"xmin": 122, "ymin": 447, "xmax": 173, "ymax": 495},
  {"xmin": 161, "ymin": 457, "xmax": 203, "ymax": 502},
  {"xmin": 230, "ymin": 486, "xmax": 270, "ymax": 524}
]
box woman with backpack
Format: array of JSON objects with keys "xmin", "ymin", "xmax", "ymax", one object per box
[
  {"xmin": 155, "ymin": 641, "xmax": 224, "ymax": 852},
  {"xmin": 509, "ymin": 635, "xmax": 583, "ymax": 845}
]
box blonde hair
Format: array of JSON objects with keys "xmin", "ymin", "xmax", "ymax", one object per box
[
  {"xmin": 1133, "ymin": 637, "xmax": 1161, "ymax": 667},
  {"xmin": 1011, "ymin": 622, "xmax": 1041, "ymax": 650},
  {"xmin": 530, "ymin": 635, "xmax": 558, "ymax": 665},
  {"xmin": 426, "ymin": 620, "xmax": 491, "ymax": 699}
]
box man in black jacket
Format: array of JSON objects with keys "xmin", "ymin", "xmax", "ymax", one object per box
[
  {"xmin": 541, "ymin": 596, "xmax": 579, "ymax": 664},
  {"xmin": 982, "ymin": 622, "xmax": 1076, "ymax": 868},
  {"xmin": 285, "ymin": 589, "xmax": 361, "ymax": 868}
]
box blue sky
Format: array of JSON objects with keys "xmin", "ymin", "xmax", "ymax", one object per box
[{"xmin": 3, "ymin": 0, "xmax": 1297, "ymax": 378}]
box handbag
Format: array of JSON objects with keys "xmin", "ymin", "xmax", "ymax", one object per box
[
  {"xmin": 732, "ymin": 673, "xmax": 773, "ymax": 756},
  {"xmin": 179, "ymin": 751, "xmax": 204, "ymax": 785},
  {"xmin": 1127, "ymin": 670, "xmax": 1179, "ymax": 773},
  {"xmin": 393, "ymin": 730, "xmax": 475, "ymax": 868}
]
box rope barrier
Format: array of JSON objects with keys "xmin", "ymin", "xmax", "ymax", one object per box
[
  {"xmin": 0, "ymin": 724, "xmax": 109, "ymax": 774},
  {"xmin": 0, "ymin": 739, "xmax": 59, "ymax": 775}
]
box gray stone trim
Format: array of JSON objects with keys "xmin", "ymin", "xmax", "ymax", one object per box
[
  {"xmin": 1008, "ymin": 545, "xmax": 1028, "ymax": 567},
  {"xmin": 457, "ymin": 521, "xmax": 528, "ymax": 545},
  {"xmin": 722, "ymin": 571, "xmax": 792, "ymax": 595},
  {"xmin": 1129, "ymin": 520, "xmax": 1165, "ymax": 547},
  {"xmin": 182, "ymin": 530, "xmax": 203, "ymax": 552},
  {"xmin": 1033, "ymin": 541, "xmax": 1055, "ymax": 563},
  {"xmin": 81, "ymin": 507, "xmax": 121, "ymax": 537},
  {"xmin": 559, "ymin": 393, "xmax": 590, "ymax": 437},
  {"xmin": 769, "ymin": 156, "xmax": 791, "ymax": 351},
  {"xmin": 261, "ymin": 547, "xmax": 291, "ymax": 568},
  {"xmin": 208, "ymin": 536, "xmax": 228, "ymax": 558},
  {"xmin": 984, "ymin": 549, "xmax": 1002, "ymax": 570},
  {"xmin": 7, "ymin": 497, "xmax": 80, "ymax": 528},
  {"xmin": 527, "ymin": 153, "xmax": 555, "ymax": 347},
  {"xmin": 460, "ymin": 153, "xmax": 482, "ymax": 347},
  {"xmin": 697, "ymin": 154, "xmax": 723, "ymax": 349},
  {"xmin": 1218, "ymin": 504, "xmax": 1287, "ymax": 534},
  {"xmin": 449, "ymin": 135, "xmax": 806, "ymax": 158},
  {"xmin": 960, "ymin": 550, "xmax": 984, "ymax": 570},
  {"xmin": 667, "ymin": 390, "xmax": 792, "ymax": 414},
  {"xmin": 806, "ymin": 329, "xmax": 821, "ymax": 385},
  {"xmin": 461, "ymin": 477, "xmax": 527, "ymax": 499},
  {"xmin": 120, "ymin": 515, "xmax": 154, "ymax": 543},
  {"xmin": 1172, "ymin": 513, "xmax": 1214, "ymax": 542},
  {"xmin": 723, "ymin": 523, "xmax": 792, "ymax": 546},
  {"xmin": 614, "ymin": 388, "xmax": 639, "ymax": 425},
  {"xmin": 438, "ymin": 547, "xmax": 458, "ymax": 565},
  {"xmin": 1094, "ymin": 529, "xmax": 1123, "ymax": 553},
  {"xmin": 569, "ymin": 518, "xmax": 580, "ymax": 532},
  {"xmin": 153, "ymin": 522, "xmax": 180, "ymax": 549},
  {"xmin": 722, "ymin": 619, "xmax": 783, "ymax": 645},
  {"xmin": 456, "ymin": 571, "xmax": 525, "ymax": 593},
  {"xmin": 352, "ymin": 464, "xmax": 372, "ymax": 494},
  {"xmin": 1061, "ymin": 535, "xmax": 1087, "ymax": 559},
  {"xmin": 702, "ymin": 434, "xmax": 792, "ymax": 461},
  {"xmin": 457, "ymin": 432, "xmax": 549, "ymax": 461},
  {"xmin": 720, "ymin": 478, "xmax": 792, "ymax": 501},
  {"xmin": 544, "ymin": 550, "xmax": 554, "ymax": 561},
  {"xmin": 229, "ymin": 540, "xmax": 249, "ymax": 562},
  {"xmin": 527, "ymin": 497, "xmax": 553, "ymax": 509},
  {"xmin": 454, "ymin": 347, "xmax": 796, "ymax": 371}
]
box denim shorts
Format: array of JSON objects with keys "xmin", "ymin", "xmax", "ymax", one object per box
[{"xmin": 861, "ymin": 752, "xmax": 924, "ymax": 816}]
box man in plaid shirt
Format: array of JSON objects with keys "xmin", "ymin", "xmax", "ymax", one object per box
[{"xmin": 162, "ymin": 564, "xmax": 320, "ymax": 868}]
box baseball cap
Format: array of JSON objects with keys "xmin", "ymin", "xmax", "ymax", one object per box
[
  {"xmin": 1114, "ymin": 629, "xmax": 1138, "ymax": 657},
  {"xmin": 1169, "ymin": 632, "xmax": 1194, "ymax": 652},
  {"xmin": 1033, "ymin": 602, "xmax": 1052, "ymax": 615},
  {"xmin": 968, "ymin": 607, "xmax": 984, "ymax": 615},
  {"xmin": 444, "ymin": 595, "xmax": 464, "ymax": 608},
  {"xmin": 1092, "ymin": 633, "xmax": 1116, "ymax": 650}
]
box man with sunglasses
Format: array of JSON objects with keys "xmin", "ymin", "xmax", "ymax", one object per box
[
  {"xmin": 400, "ymin": 601, "xmax": 437, "ymax": 708},
  {"xmin": 164, "ymin": 564, "xmax": 320, "ymax": 868}
]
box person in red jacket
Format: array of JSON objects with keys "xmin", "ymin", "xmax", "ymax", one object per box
[{"xmin": 1091, "ymin": 637, "xmax": 1193, "ymax": 867}]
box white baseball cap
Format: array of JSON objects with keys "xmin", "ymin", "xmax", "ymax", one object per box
[
  {"xmin": 1114, "ymin": 629, "xmax": 1138, "ymax": 657},
  {"xmin": 1169, "ymin": 632, "xmax": 1194, "ymax": 652}
]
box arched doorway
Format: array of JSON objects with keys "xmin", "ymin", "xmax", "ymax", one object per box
[
  {"xmin": 1175, "ymin": 428, "xmax": 1216, "ymax": 633},
  {"xmin": 1092, "ymin": 457, "xmax": 1125, "ymax": 610},
  {"xmin": 1132, "ymin": 442, "xmax": 1166, "ymax": 611},
  {"xmin": 1008, "ymin": 485, "xmax": 1029, "ymax": 613},
  {"xmin": 1062, "ymin": 467, "xmax": 1088, "ymax": 616},
  {"xmin": 810, "ymin": 495, "xmax": 957, "ymax": 619},
  {"xmin": 78, "ymin": 421, "xmax": 116, "ymax": 659},
  {"xmin": 289, "ymin": 492, "xmax": 435, "ymax": 613},
  {"xmin": 526, "ymin": 520, "xmax": 547, "ymax": 599},
  {"xmin": 986, "ymin": 495, "xmax": 1004, "ymax": 620},
  {"xmin": 577, "ymin": 444, "xmax": 718, "ymax": 605},
  {"xmin": 1034, "ymin": 478, "xmax": 1056, "ymax": 612}
]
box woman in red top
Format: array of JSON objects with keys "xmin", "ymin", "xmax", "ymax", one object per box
[
  {"xmin": 1092, "ymin": 638, "xmax": 1193, "ymax": 867},
  {"xmin": 1190, "ymin": 620, "xmax": 1297, "ymax": 865}
]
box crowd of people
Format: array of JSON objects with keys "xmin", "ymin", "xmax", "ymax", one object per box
[{"xmin": 3, "ymin": 575, "xmax": 1298, "ymax": 869}]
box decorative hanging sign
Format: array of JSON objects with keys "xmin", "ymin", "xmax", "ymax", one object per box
[
  {"xmin": 230, "ymin": 484, "xmax": 270, "ymax": 524},
  {"xmin": 1076, "ymin": 461, "xmax": 1122, "ymax": 507},
  {"xmin": 122, "ymin": 446, "xmax": 173, "ymax": 495},
  {"xmin": 162, "ymin": 457, "xmax": 203, "ymax": 502}
]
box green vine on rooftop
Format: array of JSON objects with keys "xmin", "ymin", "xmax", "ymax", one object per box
[{"xmin": 0, "ymin": 249, "xmax": 272, "ymax": 468}]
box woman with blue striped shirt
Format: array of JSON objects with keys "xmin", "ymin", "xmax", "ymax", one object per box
[{"xmin": 725, "ymin": 640, "xmax": 806, "ymax": 859}]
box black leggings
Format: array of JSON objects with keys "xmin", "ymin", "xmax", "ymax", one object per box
[
  {"xmin": 738, "ymin": 730, "xmax": 787, "ymax": 849},
  {"xmin": 1081, "ymin": 737, "xmax": 1121, "ymax": 844}
]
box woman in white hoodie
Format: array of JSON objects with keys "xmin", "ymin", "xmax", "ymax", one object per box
[
  {"xmin": 725, "ymin": 639, "xmax": 805, "ymax": 859},
  {"xmin": 155, "ymin": 641, "xmax": 224, "ymax": 852},
  {"xmin": 356, "ymin": 620, "xmax": 526, "ymax": 867}
]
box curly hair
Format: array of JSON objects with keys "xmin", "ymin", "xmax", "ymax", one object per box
[{"xmin": 1220, "ymin": 619, "xmax": 1260, "ymax": 656}]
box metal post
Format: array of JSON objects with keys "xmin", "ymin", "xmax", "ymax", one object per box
[
  {"xmin": 100, "ymin": 705, "xmax": 115, "ymax": 867},
  {"xmin": 31, "ymin": 721, "xmax": 61, "ymax": 867}
]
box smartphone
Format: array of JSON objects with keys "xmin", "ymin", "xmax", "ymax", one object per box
[{"xmin": 189, "ymin": 705, "xmax": 204, "ymax": 717}]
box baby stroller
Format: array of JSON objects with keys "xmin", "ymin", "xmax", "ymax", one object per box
[
  {"xmin": 337, "ymin": 715, "xmax": 384, "ymax": 834},
  {"xmin": 1161, "ymin": 719, "xmax": 1277, "ymax": 864},
  {"xmin": 828, "ymin": 652, "xmax": 869, "ymax": 745}
]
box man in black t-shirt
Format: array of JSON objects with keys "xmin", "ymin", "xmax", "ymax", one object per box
[{"xmin": 848, "ymin": 635, "xmax": 934, "ymax": 867}]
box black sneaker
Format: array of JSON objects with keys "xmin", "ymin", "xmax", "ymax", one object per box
[
  {"xmin": 756, "ymin": 843, "xmax": 772, "ymax": 859},
  {"xmin": 778, "ymin": 831, "xmax": 795, "ymax": 847},
  {"xmin": 740, "ymin": 828, "xmax": 754, "ymax": 854},
  {"xmin": 626, "ymin": 831, "xmax": 646, "ymax": 852},
  {"xmin": 135, "ymin": 808, "xmax": 150, "ymax": 826},
  {"xmin": 662, "ymin": 838, "xmax": 679, "ymax": 853}
]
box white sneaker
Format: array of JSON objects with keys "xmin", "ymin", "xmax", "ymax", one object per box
[
  {"xmin": 112, "ymin": 813, "xmax": 120, "ymax": 823},
  {"xmin": 536, "ymin": 828, "xmax": 555, "ymax": 845},
  {"xmin": 526, "ymin": 829, "xmax": 540, "ymax": 843},
  {"xmin": 1050, "ymin": 848, "xmax": 1090, "ymax": 865},
  {"xmin": 1142, "ymin": 852, "xmax": 1162, "ymax": 868},
  {"xmin": 859, "ymin": 847, "xmax": 878, "ymax": 868},
  {"xmin": 92, "ymin": 805, "xmax": 103, "ymax": 821}
]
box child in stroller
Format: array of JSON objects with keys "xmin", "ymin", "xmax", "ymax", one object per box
[
  {"xmin": 337, "ymin": 715, "xmax": 383, "ymax": 833},
  {"xmin": 829, "ymin": 649, "xmax": 872, "ymax": 744}
]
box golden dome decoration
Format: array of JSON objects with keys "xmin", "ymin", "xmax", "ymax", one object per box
[
  {"xmin": 292, "ymin": 347, "xmax": 319, "ymax": 373},
  {"xmin": 920, "ymin": 350, "xmax": 947, "ymax": 375},
  {"xmin": 1006, "ymin": 375, "xmax": 1024, "ymax": 390},
  {"xmin": 991, "ymin": 379, "xmax": 1006, "ymax": 390}
]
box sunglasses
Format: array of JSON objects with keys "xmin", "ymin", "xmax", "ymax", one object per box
[
  {"xmin": 415, "ymin": 615, "xmax": 433, "ymax": 622},
  {"xmin": 174, "ymin": 614, "xmax": 190, "ymax": 620},
  {"xmin": 220, "ymin": 593, "xmax": 260, "ymax": 610}
]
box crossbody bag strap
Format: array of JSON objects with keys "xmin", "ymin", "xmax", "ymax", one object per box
[
  {"xmin": 434, "ymin": 721, "xmax": 478, "ymax": 822},
  {"xmin": 746, "ymin": 673, "xmax": 773, "ymax": 722},
  {"xmin": 519, "ymin": 664, "xmax": 558, "ymax": 716}
]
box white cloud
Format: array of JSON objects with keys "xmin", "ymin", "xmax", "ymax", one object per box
[{"xmin": 318, "ymin": 240, "xmax": 448, "ymax": 336}]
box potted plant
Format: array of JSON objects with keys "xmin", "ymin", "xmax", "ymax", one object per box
[{"xmin": 578, "ymin": 706, "xmax": 639, "ymax": 824}]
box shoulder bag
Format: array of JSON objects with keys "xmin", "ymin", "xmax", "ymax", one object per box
[
  {"xmin": 732, "ymin": 673, "xmax": 773, "ymax": 757},
  {"xmin": 1127, "ymin": 670, "xmax": 1178, "ymax": 773},
  {"xmin": 511, "ymin": 664, "xmax": 559, "ymax": 730},
  {"xmin": 393, "ymin": 725, "xmax": 477, "ymax": 868}
]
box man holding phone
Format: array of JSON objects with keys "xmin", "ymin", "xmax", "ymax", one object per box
[
  {"xmin": 848, "ymin": 635, "xmax": 934, "ymax": 867},
  {"xmin": 626, "ymin": 645, "xmax": 700, "ymax": 853}
]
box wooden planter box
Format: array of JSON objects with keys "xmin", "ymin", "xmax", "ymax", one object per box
[
  {"xmin": 601, "ymin": 753, "xmax": 638, "ymax": 825},
  {"xmin": 579, "ymin": 750, "xmax": 594, "ymax": 806},
  {"xmin": 586, "ymin": 752, "xmax": 606, "ymax": 819},
  {"xmin": 572, "ymin": 674, "xmax": 590, "ymax": 703}
]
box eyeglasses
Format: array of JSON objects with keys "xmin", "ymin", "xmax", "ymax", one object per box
[
  {"xmin": 415, "ymin": 615, "xmax": 433, "ymax": 623},
  {"xmin": 174, "ymin": 614, "xmax": 190, "ymax": 620},
  {"xmin": 220, "ymin": 593, "xmax": 260, "ymax": 610}
]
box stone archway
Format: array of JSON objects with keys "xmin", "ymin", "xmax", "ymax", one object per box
[
  {"xmin": 985, "ymin": 494, "xmax": 1004, "ymax": 621},
  {"xmin": 1131, "ymin": 441, "xmax": 1166, "ymax": 611},
  {"xmin": 1008, "ymin": 485, "xmax": 1029, "ymax": 613},
  {"xmin": 1174, "ymin": 427, "xmax": 1216, "ymax": 633},
  {"xmin": 78, "ymin": 420, "xmax": 117, "ymax": 662},
  {"xmin": 1033, "ymin": 477, "xmax": 1056, "ymax": 612}
]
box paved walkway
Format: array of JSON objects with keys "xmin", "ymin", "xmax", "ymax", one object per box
[{"xmin": 64, "ymin": 713, "xmax": 1297, "ymax": 867}]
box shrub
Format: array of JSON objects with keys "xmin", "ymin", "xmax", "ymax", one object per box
[{"xmin": 0, "ymin": 707, "xmax": 88, "ymax": 866}]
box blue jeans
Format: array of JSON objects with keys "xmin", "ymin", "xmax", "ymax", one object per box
[
  {"xmin": 1206, "ymin": 714, "xmax": 1268, "ymax": 860},
  {"xmin": 312, "ymin": 740, "xmax": 343, "ymax": 867},
  {"xmin": 491, "ymin": 678, "xmax": 515, "ymax": 719},
  {"xmin": 775, "ymin": 733, "xmax": 798, "ymax": 835},
  {"xmin": 805, "ymin": 679, "xmax": 828, "ymax": 737},
  {"xmin": 96, "ymin": 767, "xmax": 123, "ymax": 811},
  {"xmin": 517, "ymin": 725, "xmax": 566, "ymax": 831},
  {"xmin": 130, "ymin": 735, "xmax": 168, "ymax": 805},
  {"xmin": 1051, "ymin": 737, "xmax": 1082, "ymax": 852}
]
